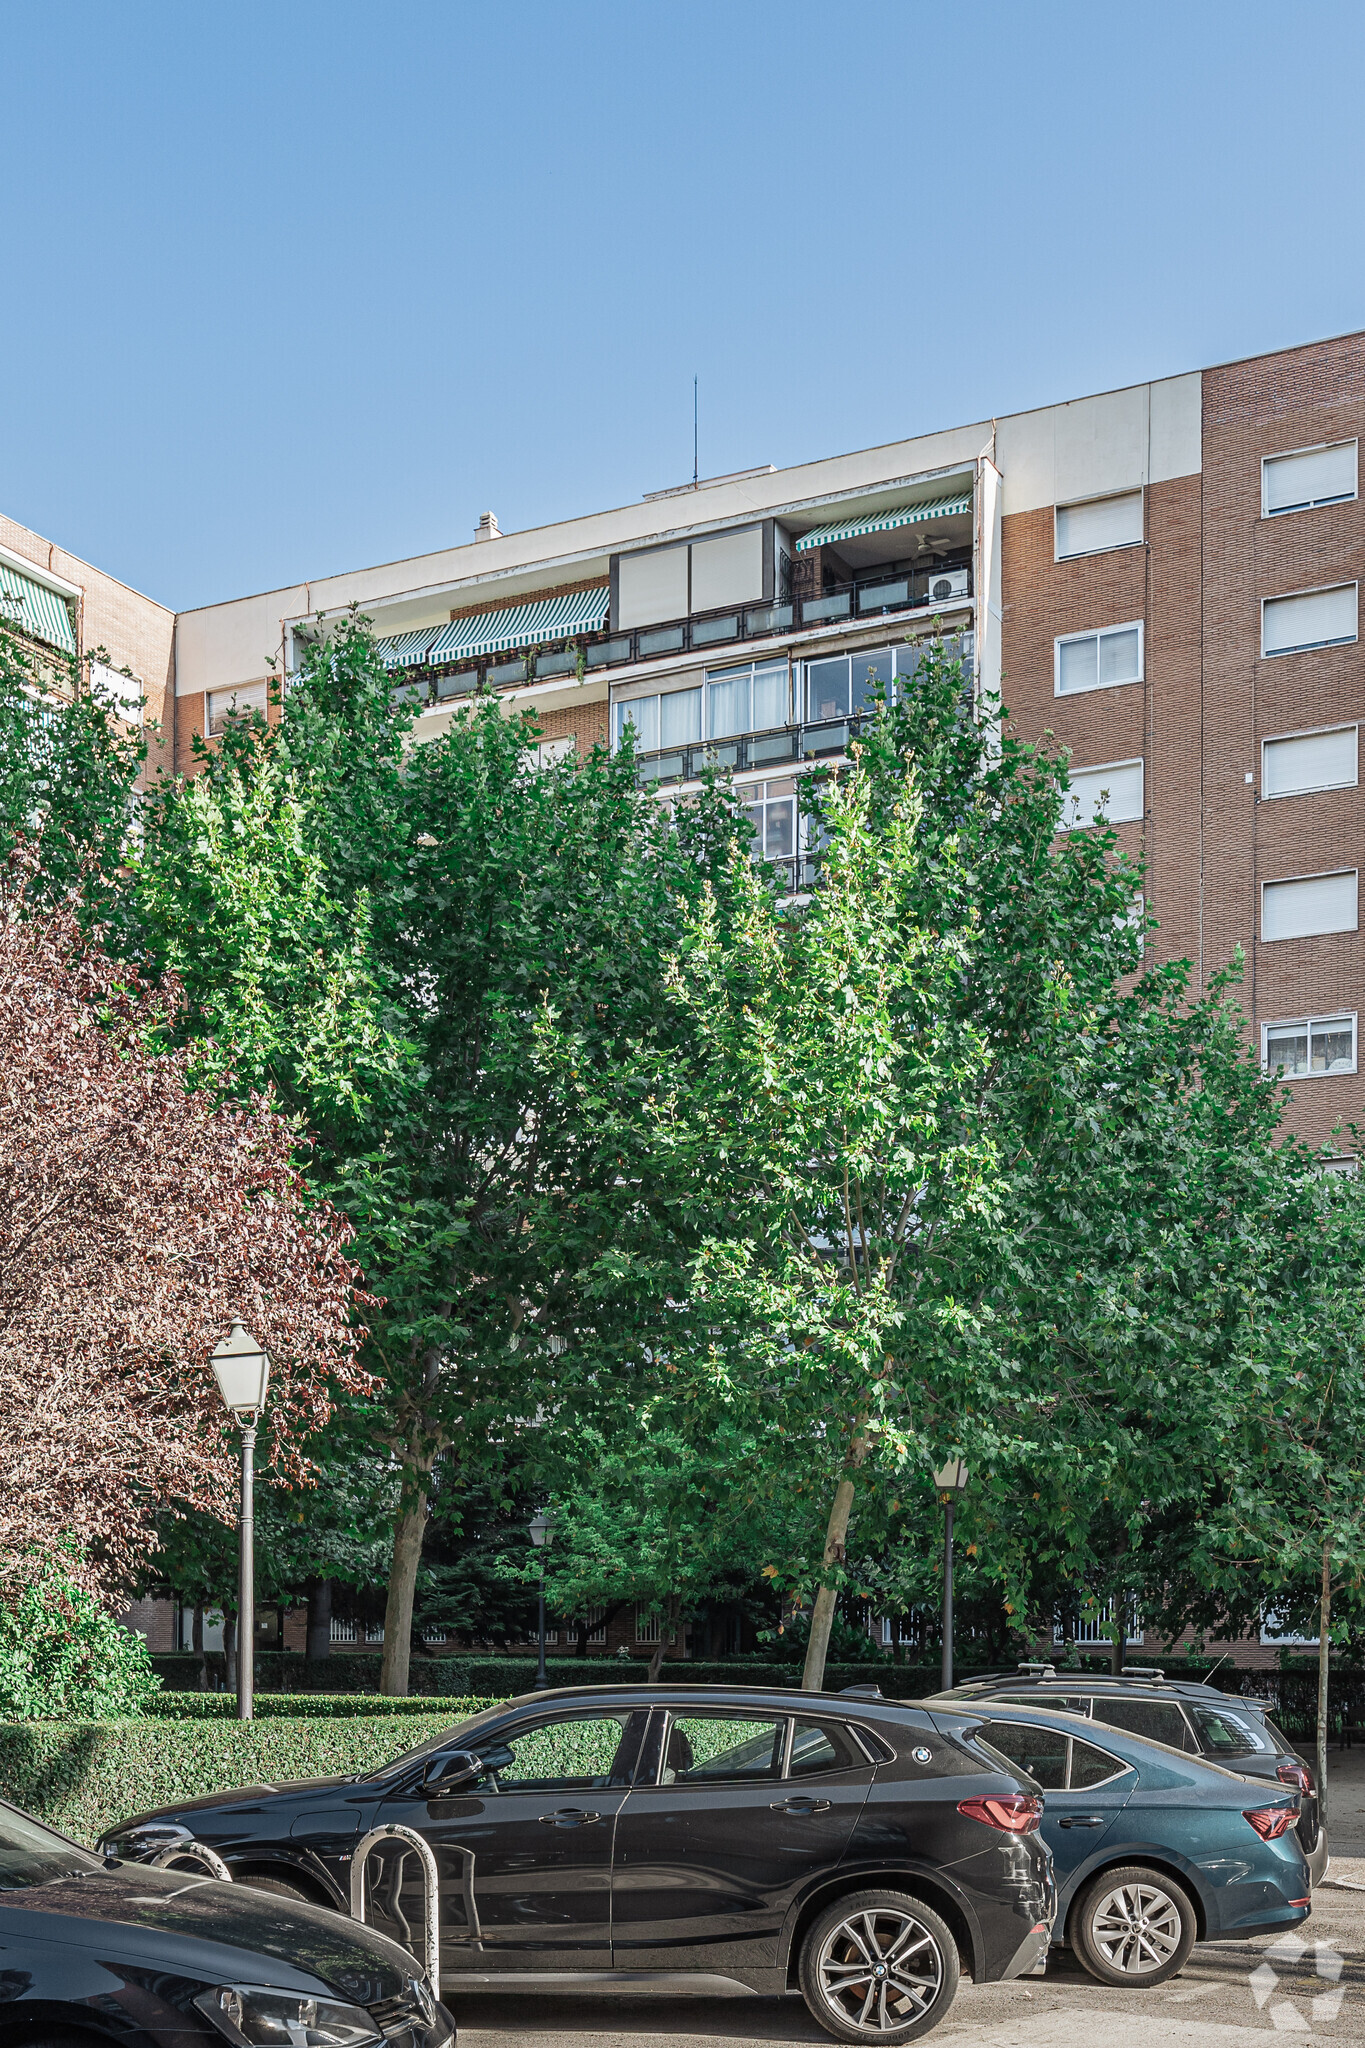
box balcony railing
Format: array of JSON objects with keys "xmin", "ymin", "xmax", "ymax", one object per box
[
  {"xmin": 631, "ymin": 712, "xmax": 877, "ymax": 788},
  {"xmin": 402, "ymin": 559, "xmax": 972, "ymax": 704}
]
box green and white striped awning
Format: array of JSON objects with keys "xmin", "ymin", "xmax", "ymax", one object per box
[
  {"xmin": 375, "ymin": 627, "xmax": 442, "ymax": 670},
  {"xmin": 795, "ymin": 495, "xmax": 973, "ymax": 553},
  {"xmin": 425, "ymin": 586, "xmax": 610, "ymax": 668},
  {"xmin": 0, "ymin": 561, "xmax": 76, "ymax": 654}
]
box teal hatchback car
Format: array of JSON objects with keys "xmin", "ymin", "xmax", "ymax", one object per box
[{"xmin": 929, "ymin": 1699, "xmax": 1310, "ymax": 1986}]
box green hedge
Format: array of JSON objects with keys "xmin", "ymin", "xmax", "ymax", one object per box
[
  {"xmin": 154, "ymin": 1652, "xmax": 952, "ymax": 1698},
  {"xmin": 145, "ymin": 1692, "xmax": 485, "ymax": 1720},
  {"xmin": 0, "ymin": 1705, "xmax": 498, "ymax": 1846}
]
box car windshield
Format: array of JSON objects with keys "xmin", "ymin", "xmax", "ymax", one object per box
[
  {"xmin": 361, "ymin": 1703, "xmax": 515, "ymax": 1781},
  {"xmin": 0, "ymin": 1802, "xmax": 100, "ymax": 1889}
]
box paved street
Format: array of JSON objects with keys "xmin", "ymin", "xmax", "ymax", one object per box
[{"xmin": 450, "ymin": 1755, "xmax": 1365, "ymax": 2048}]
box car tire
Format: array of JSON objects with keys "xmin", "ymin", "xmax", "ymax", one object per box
[
  {"xmin": 799, "ymin": 1889, "xmax": 960, "ymax": 2042},
  {"xmin": 1071, "ymin": 1864, "xmax": 1197, "ymax": 1986},
  {"xmin": 233, "ymin": 1869, "xmax": 323, "ymax": 1907}
]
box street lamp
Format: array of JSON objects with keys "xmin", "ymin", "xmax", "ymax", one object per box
[
  {"xmin": 529, "ymin": 1509, "xmax": 557, "ymax": 1690},
  {"xmin": 210, "ymin": 1320, "xmax": 271, "ymax": 1722},
  {"xmin": 933, "ymin": 1458, "xmax": 970, "ymax": 1692}
]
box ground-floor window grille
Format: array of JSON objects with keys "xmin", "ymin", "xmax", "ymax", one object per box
[{"xmin": 1053, "ymin": 1604, "xmax": 1144, "ymax": 1648}]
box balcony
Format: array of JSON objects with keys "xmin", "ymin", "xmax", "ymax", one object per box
[
  {"xmin": 629, "ymin": 710, "xmax": 879, "ymax": 788},
  {"xmin": 405, "ymin": 559, "xmax": 972, "ymax": 703}
]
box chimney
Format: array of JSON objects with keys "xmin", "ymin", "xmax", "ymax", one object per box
[{"xmin": 474, "ymin": 511, "xmax": 501, "ymax": 543}]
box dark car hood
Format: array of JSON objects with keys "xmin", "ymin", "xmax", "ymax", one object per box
[
  {"xmin": 0, "ymin": 1863, "xmax": 413, "ymax": 2001},
  {"xmin": 115, "ymin": 1774, "xmax": 360, "ymax": 1830}
]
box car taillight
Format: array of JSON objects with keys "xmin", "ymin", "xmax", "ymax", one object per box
[
  {"xmin": 1244, "ymin": 1803, "xmax": 1298, "ymax": 1840},
  {"xmin": 958, "ymin": 1794, "xmax": 1043, "ymax": 1834},
  {"xmin": 1278, "ymin": 1760, "xmax": 1314, "ymax": 1795}
]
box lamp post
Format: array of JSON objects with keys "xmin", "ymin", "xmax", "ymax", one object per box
[
  {"xmin": 933, "ymin": 1458, "xmax": 970, "ymax": 1692},
  {"xmin": 529, "ymin": 1509, "xmax": 557, "ymax": 1690},
  {"xmin": 210, "ymin": 1320, "xmax": 271, "ymax": 1722}
]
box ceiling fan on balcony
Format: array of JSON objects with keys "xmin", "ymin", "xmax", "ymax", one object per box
[{"xmin": 911, "ymin": 527, "xmax": 955, "ymax": 557}]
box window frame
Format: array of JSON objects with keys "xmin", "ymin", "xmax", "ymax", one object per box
[
  {"xmin": 1261, "ymin": 582, "xmax": 1359, "ymax": 658},
  {"xmin": 1054, "ymin": 489, "xmax": 1145, "ymax": 562},
  {"xmin": 207, "ymin": 682, "xmax": 268, "ymax": 737},
  {"xmin": 1260, "ymin": 722, "xmax": 1359, "ymax": 800},
  {"xmin": 1060, "ymin": 756, "xmax": 1145, "ymax": 831},
  {"xmin": 977, "ymin": 1718, "xmax": 1130, "ymax": 1791},
  {"xmin": 475, "ymin": 1707, "xmax": 649, "ymax": 1793},
  {"xmin": 644, "ymin": 1707, "xmax": 790, "ymax": 1788},
  {"xmin": 1262, "ymin": 439, "xmax": 1358, "ymax": 519},
  {"xmin": 1260, "ymin": 1011, "xmax": 1357, "ymax": 1079},
  {"xmin": 1053, "ymin": 620, "xmax": 1145, "ymax": 698},
  {"xmin": 1260, "ymin": 869, "xmax": 1359, "ymax": 944}
]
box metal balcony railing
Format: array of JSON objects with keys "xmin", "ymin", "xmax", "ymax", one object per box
[{"xmin": 630, "ymin": 712, "xmax": 876, "ymax": 788}]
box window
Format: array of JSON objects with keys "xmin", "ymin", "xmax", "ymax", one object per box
[
  {"xmin": 1261, "ymin": 871, "xmax": 1358, "ymax": 942},
  {"xmin": 1069, "ymin": 1738, "xmax": 1129, "ymax": 1788},
  {"xmin": 1262, "ymin": 725, "xmax": 1357, "ymax": 799},
  {"xmin": 805, "ymin": 645, "xmax": 899, "ymax": 722},
  {"xmin": 1061, "ymin": 758, "xmax": 1144, "ymax": 830},
  {"xmin": 612, "ymin": 683, "xmax": 701, "ymax": 754},
  {"xmin": 90, "ymin": 660, "xmax": 143, "ymax": 724},
  {"xmin": 207, "ymin": 682, "xmax": 267, "ymax": 735},
  {"xmin": 1263, "ymin": 441, "xmax": 1357, "ymax": 517},
  {"xmin": 1090, "ymin": 1699, "xmax": 1191, "ymax": 1751},
  {"xmin": 1186, "ymin": 1705, "xmax": 1273, "ymax": 1760},
  {"xmin": 658, "ymin": 1714, "xmax": 784, "ymax": 1785},
  {"xmin": 1262, "ymin": 584, "xmax": 1357, "ymax": 656},
  {"xmin": 634, "ymin": 1608, "xmax": 663, "ymax": 1645},
  {"xmin": 742, "ymin": 777, "xmax": 798, "ymax": 865},
  {"xmin": 1055, "ymin": 491, "xmax": 1144, "ymax": 560},
  {"xmin": 690, "ymin": 527, "xmax": 764, "ymax": 612},
  {"xmin": 1054, "ymin": 623, "xmax": 1143, "ymax": 696},
  {"xmin": 708, "ymin": 659, "xmax": 789, "ymax": 739},
  {"xmin": 978, "ymin": 1722, "xmax": 1129, "ymax": 1791},
  {"xmin": 481, "ymin": 1712, "xmax": 646, "ymax": 1791},
  {"xmin": 617, "ymin": 545, "xmax": 689, "ymax": 630},
  {"xmin": 1262, "ymin": 1014, "xmax": 1356, "ymax": 1077},
  {"xmin": 789, "ymin": 1718, "xmax": 863, "ymax": 1778}
]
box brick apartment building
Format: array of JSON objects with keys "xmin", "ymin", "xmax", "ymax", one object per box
[{"xmin": 9, "ymin": 325, "xmax": 1365, "ymax": 1664}]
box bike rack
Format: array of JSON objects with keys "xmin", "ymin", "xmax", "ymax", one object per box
[
  {"xmin": 351, "ymin": 1823, "xmax": 443, "ymax": 1989},
  {"xmin": 149, "ymin": 1839, "xmax": 234, "ymax": 1883}
]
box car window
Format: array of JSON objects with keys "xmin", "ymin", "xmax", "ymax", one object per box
[
  {"xmin": 789, "ymin": 1718, "xmax": 863, "ymax": 1778},
  {"xmin": 978, "ymin": 1722, "xmax": 1068, "ymax": 1789},
  {"xmin": 1090, "ymin": 1698, "xmax": 1191, "ymax": 1750},
  {"xmin": 1069, "ymin": 1736, "xmax": 1131, "ymax": 1788},
  {"xmin": 1263, "ymin": 1716, "xmax": 1295, "ymax": 1754},
  {"xmin": 482, "ymin": 1713, "xmax": 645, "ymax": 1791},
  {"xmin": 0, "ymin": 1803, "xmax": 99, "ymax": 1889},
  {"xmin": 1187, "ymin": 1704, "xmax": 1274, "ymax": 1758},
  {"xmin": 995, "ymin": 1693, "xmax": 1090, "ymax": 1714},
  {"xmin": 659, "ymin": 1714, "xmax": 785, "ymax": 1785}
]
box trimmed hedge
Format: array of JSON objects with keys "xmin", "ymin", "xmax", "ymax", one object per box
[
  {"xmin": 145, "ymin": 1692, "xmax": 485, "ymax": 1720},
  {"xmin": 0, "ymin": 1705, "xmax": 498, "ymax": 1846}
]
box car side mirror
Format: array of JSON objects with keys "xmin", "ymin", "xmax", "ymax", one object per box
[{"xmin": 420, "ymin": 1749, "xmax": 483, "ymax": 1795}]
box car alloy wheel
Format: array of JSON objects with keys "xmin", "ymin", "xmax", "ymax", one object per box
[
  {"xmin": 1073, "ymin": 1864, "xmax": 1196, "ymax": 1986},
  {"xmin": 800, "ymin": 1889, "xmax": 959, "ymax": 2042}
]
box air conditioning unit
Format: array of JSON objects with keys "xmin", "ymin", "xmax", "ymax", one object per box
[{"xmin": 925, "ymin": 566, "xmax": 969, "ymax": 603}]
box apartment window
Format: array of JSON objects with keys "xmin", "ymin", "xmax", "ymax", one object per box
[
  {"xmin": 804, "ymin": 645, "xmax": 907, "ymax": 723},
  {"xmin": 207, "ymin": 681, "xmax": 267, "ymax": 735},
  {"xmin": 1263, "ymin": 440, "xmax": 1357, "ymax": 517},
  {"xmin": 90, "ymin": 660, "xmax": 143, "ymax": 725},
  {"xmin": 635, "ymin": 1609, "xmax": 663, "ymax": 1646},
  {"xmin": 741, "ymin": 777, "xmax": 798, "ymax": 864},
  {"xmin": 1262, "ymin": 584, "xmax": 1357, "ymax": 657},
  {"xmin": 1261, "ymin": 724, "xmax": 1358, "ymax": 799},
  {"xmin": 1261, "ymin": 870, "xmax": 1358, "ymax": 942},
  {"xmin": 1061, "ymin": 757, "xmax": 1144, "ymax": 830},
  {"xmin": 702, "ymin": 659, "xmax": 788, "ymax": 740},
  {"xmin": 1263, "ymin": 1014, "xmax": 1356, "ymax": 1078},
  {"xmin": 1054, "ymin": 622, "xmax": 1143, "ymax": 696},
  {"xmin": 1055, "ymin": 491, "xmax": 1144, "ymax": 560},
  {"xmin": 612, "ymin": 683, "xmax": 701, "ymax": 753},
  {"xmin": 617, "ymin": 544, "xmax": 689, "ymax": 631}
]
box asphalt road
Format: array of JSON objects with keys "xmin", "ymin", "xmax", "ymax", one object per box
[{"xmin": 449, "ymin": 1753, "xmax": 1365, "ymax": 2048}]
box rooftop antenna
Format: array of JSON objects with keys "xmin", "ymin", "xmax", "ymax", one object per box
[{"xmin": 693, "ymin": 376, "xmax": 699, "ymax": 488}]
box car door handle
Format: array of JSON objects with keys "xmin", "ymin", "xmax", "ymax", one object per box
[
  {"xmin": 772, "ymin": 1797, "xmax": 832, "ymax": 1815},
  {"xmin": 537, "ymin": 1808, "xmax": 602, "ymax": 1826},
  {"xmin": 1057, "ymin": 1815, "xmax": 1105, "ymax": 1828}
]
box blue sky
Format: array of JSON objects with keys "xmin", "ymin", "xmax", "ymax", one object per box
[{"xmin": 5, "ymin": 1, "xmax": 1365, "ymax": 611}]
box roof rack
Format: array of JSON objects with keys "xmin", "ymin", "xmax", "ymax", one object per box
[
  {"xmin": 1100, "ymin": 1667, "xmax": 1166, "ymax": 1683},
  {"xmin": 1016, "ymin": 1662, "xmax": 1056, "ymax": 1678},
  {"xmin": 839, "ymin": 1684, "xmax": 884, "ymax": 1701}
]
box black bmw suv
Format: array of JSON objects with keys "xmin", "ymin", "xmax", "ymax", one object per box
[
  {"xmin": 931, "ymin": 1666, "xmax": 1326, "ymax": 1886},
  {"xmin": 104, "ymin": 1684, "xmax": 1056, "ymax": 2043}
]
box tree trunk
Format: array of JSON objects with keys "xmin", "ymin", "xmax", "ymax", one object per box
[
  {"xmin": 306, "ymin": 1578, "xmax": 333, "ymax": 1662},
  {"xmin": 223, "ymin": 1608, "xmax": 238, "ymax": 1693},
  {"xmin": 380, "ymin": 1477, "xmax": 430, "ymax": 1697},
  {"xmin": 802, "ymin": 1470, "xmax": 860, "ymax": 1693},
  {"xmin": 1318, "ymin": 1543, "xmax": 1332, "ymax": 1825},
  {"xmin": 191, "ymin": 1603, "xmax": 206, "ymax": 1691}
]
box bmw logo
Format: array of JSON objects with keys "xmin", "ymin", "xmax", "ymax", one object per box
[{"xmin": 912, "ymin": 1745, "xmax": 933, "ymax": 1764}]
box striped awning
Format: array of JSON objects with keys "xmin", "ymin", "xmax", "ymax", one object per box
[
  {"xmin": 375, "ymin": 627, "xmax": 442, "ymax": 670},
  {"xmin": 424, "ymin": 586, "xmax": 611, "ymax": 668},
  {"xmin": 0, "ymin": 561, "xmax": 76, "ymax": 654},
  {"xmin": 795, "ymin": 495, "xmax": 973, "ymax": 553}
]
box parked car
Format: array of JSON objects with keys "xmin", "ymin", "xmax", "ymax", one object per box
[
  {"xmin": 926, "ymin": 1696, "xmax": 1310, "ymax": 1986},
  {"xmin": 104, "ymin": 1683, "xmax": 1056, "ymax": 2043},
  {"xmin": 931, "ymin": 1665, "xmax": 1326, "ymax": 1887},
  {"xmin": 0, "ymin": 1793, "xmax": 451, "ymax": 2048}
]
